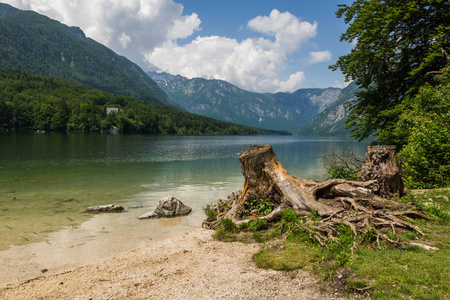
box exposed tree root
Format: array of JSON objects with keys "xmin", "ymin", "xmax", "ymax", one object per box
[{"xmin": 202, "ymin": 144, "xmax": 435, "ymax": 250}]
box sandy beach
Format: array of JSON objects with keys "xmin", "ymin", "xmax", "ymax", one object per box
[{"xmin": 0, "ymin": 228, "xmax": 349, "ymax": 299}]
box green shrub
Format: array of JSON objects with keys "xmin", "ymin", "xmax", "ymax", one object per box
[
  {"xmin": 308, "ymin": 208, "xmax": 322, "ymax": 221},
  {"xmin": 249, "ymin": 219, "xmax": 268, "ymax": 232},
  {"xmin": 319, "ymin": 148, "xmax": 364, "ymax": 180},
  {"xmin": 213, "ymin": 227, "xmax": 227, "ymax": 240},
  {"xmin": 282, "ymin": 208, "xmax": 300, "ymax": 223},
  {"xmin": 203, "ymin": 205, "xmax": 218, "ymax": 221},
  {"xmin": 328, "ymin": 165, "xmax": 358, "ymax": 180},
  {"xmin": 220, "ymin": 218, "xmax": 238, "ymax": 233},
  {"xmin": 238, "ymin": 222, "xmax": 250, "ymax": 230},
  {"xmin": 397, "ymin": 66, "xmax": 450, "ymax": 189},
  {"xmin": 243, "ymin": 198, "xmax": 274, "ymax": 216}
]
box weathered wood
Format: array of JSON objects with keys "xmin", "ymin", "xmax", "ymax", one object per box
[
  {"xmin": 85, "ymin": 204, "xmax": 124, "ymax": 213},
  {"xmin": 236, "ymin": 144, "xmax": 337, "ymax": 217},
  {"xmin": 358, "ymin": 145, "xmax": 404, "ymax": 199}
]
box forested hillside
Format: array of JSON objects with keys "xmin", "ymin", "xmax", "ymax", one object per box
[
  {"xmin": 0, "ymin": 69, "xmax": 288, "ymax": 135},
  {"xmin": 0, "ymin": 3, "xmax": 170, "ymax": 106}
]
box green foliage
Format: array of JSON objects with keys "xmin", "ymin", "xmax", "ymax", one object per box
[
  {"xmin": 361, "ymin": 228, "xmax": 378, "ymax": 244},
  {"xmin": 203, "ymin": 205, "xmax": 218, "ymax": 222},
  {"xmin": 0, "ymin": 68, "xmax": 283, "ymax": 135},
  {"xmin": 281, "ymin": 208, "xmax": 300, "ymax": 224},
  {"xmin": 328, "ymin": 165, "xmax": 357, "ymax": 181},
  {"xmin": 331, "ymin": 0, "xmax": 450, "ymax": 143},
  {"xmin": 243, "ymin": 198, "xmax": 274, "ymax": 217},
  {"xmin": 238, "ymin": 222, "xmax": 250, "ymax": 231},
  {"xmin": 249, "ymin": 219, "xmax": 268, "ymax": 232},
  {"xmin": 320, "ymin": 148, "xmax": 364, "ymax": 180},
  {"xmin": 328, "ymin": 224, "xmax": 354, "ymax": 267},
  {"xmin": 220, "ymin": 218, "xmax": 238, "ymax": 233},
  {"xmin": 213, "ymin": 218, "xmax": 238, "ymax": 241},
  {"xmin": 308, "ymin": 208, "xmax": 322, "ymax": 221},
  {"xmin": 395, "ymin": 66, "xmax": 450, "ymax": 189},
  {"xmin": 213, "ymin": 227, "xmax": 227, "ymax": 241},
  {"xmin": 399, "ymin": 191, "xmax": 450, "ymax": 225}
]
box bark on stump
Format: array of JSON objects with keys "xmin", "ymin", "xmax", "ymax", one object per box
[
  {"xmin": 235, "ymin": 144, "xmax": 337, "ymax": 218},
  {"xmin": 358, "ymin": 145, "xmax": 404, "ymax": 199}
]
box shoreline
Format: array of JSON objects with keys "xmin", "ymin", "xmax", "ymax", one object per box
[{"xmin": 0, "ymin": 228, "xmax": 346, "ymax": 299}]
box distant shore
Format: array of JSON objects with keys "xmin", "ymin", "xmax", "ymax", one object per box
[{"xmin": 0, "ymin": 228, "xmax": 346, "ymax": 300}]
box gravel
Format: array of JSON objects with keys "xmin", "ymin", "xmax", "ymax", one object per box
[{"xmin": 0, "ymin": 228, "xmax": 348, "ymax": 300}]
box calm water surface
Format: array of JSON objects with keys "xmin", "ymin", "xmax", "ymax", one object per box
[{"xmin": 0, "ymin": 133, "xmax": 368, "ymax": 284}]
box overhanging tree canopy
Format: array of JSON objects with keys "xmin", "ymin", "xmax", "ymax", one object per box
[{"xmin": 330, "ymin": 0, "xmax": 450, "ymax": 143}]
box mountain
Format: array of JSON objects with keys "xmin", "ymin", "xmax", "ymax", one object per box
[
  {"xmin": 148, "ymin": 72, "xmax": 342, "ymax": 132},
  {"xmin": 0, "ymin": 3, "xmax": 170, "ymax": 106},
  {"xmin": 295, "ymin": 82, "xmax": 358, "ymax": 136}
]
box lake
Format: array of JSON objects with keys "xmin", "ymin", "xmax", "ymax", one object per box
[{"xmin": 0, "ymin": 133, "xmax": 368, "ymax": 284}]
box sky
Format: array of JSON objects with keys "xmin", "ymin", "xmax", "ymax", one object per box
[{"xmin": 3, "ymin": 0, "xmax": 354, "ymax": 93}]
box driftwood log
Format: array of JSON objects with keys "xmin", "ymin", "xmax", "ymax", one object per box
[{"xmin": 203, "ymin": 144, "xmax": 431, "ymax": 250}]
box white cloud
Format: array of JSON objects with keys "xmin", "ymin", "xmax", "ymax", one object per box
[
  {"xmin": 333, "ymin": 79, "xmax": 353, "ymax": 89},
  {"xmin": 4, "ymin": 0, "xmax": 201, "ymax": 65},
  {"xmin": 4, "ymin": 2, "xmax": 317, "ymax": 92},
  {"xmin": 278, "ymin": 72, "xmax": 306, "ymax": 92},
  {"xmin": 146, "ymin": 9, "xmax": 316, "ymax": 92},
  {"xmin": 119, "ymin": 33, "xmax": 132, "ymax": 49},
  {"xmin": 247, "ymin": 9, "xmax": 317, "ymax": 53},
  {"xmin": 308, "ymin": 51, "xmax": 332, "ymax": 64}
]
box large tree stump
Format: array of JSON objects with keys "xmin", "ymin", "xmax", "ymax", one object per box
[
  {"xmin": 358, "ymin": 145, "xmax": 404, "ymax": 199},
  {"xmin": 236, "ymin": 144, "xmax": 337, "ymax": 217},
  {"xmin": 203, "ymin": 144, "xmax": 430, "ymax": 250}
]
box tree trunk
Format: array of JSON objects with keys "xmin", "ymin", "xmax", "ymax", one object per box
[
  {"xmin": 236, "ymin": 144, "xmax": 337, "ymax": 216},
  {"xmin": 358, "ymin": 145, "xmax": 404, "ymax": 199}
]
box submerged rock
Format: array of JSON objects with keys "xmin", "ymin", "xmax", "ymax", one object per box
[
  {"xmin": 86, "ymin": 204, "xmax": 124, "ymax": 213},
  {"xmin": 138, "ymin": 196, "xmax": 192, "ymax": 219},
  {"xmin": 137, "ymin": 212, "xmax": 158, "ymax": 219}
]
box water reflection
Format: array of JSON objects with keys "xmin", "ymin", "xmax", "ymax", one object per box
[{"xmin": 157, "ymin": 216, "xmax": 185, "ymax": 227}]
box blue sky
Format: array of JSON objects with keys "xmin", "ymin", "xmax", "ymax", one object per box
[
  {"xmin": 4, "ymin": 0, "xmax": 354, "ymax": 92},
  {"xmin": 177, "ymin": 0, "xmax": 354, "ymax": 89}
]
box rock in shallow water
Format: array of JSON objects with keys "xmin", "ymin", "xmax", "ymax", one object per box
[
  {"xmin": 138, "ymin": 196, "xmax": 192, "ymax": 219},
  {"xmin": 137, "ymin": 211, "xmax": 158, "ymax": 219},
  {"xmin": 85, "ymin": 204, "xmax": 124, "ymax": 213}
]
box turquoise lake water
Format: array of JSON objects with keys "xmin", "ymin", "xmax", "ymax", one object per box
[{"xmin": 0, "ymin": 133, "xmax": 369, "ymax": 284}]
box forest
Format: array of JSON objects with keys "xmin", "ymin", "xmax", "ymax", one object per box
[{"xmin": 0, "ymin": 68, "xmax": 287, "ymax": 136}]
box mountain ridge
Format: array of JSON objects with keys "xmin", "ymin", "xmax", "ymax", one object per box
[
  {"xmin": 0, "ymin": 3, "xmax": 170, "ymax": 106},
  {"xmin": 296, "ymin": 82, "xmax": 357, "ymax": 136},
  {"xmin": 148, "ymin": 71, "xmax": 348, "ymax": 134}
]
